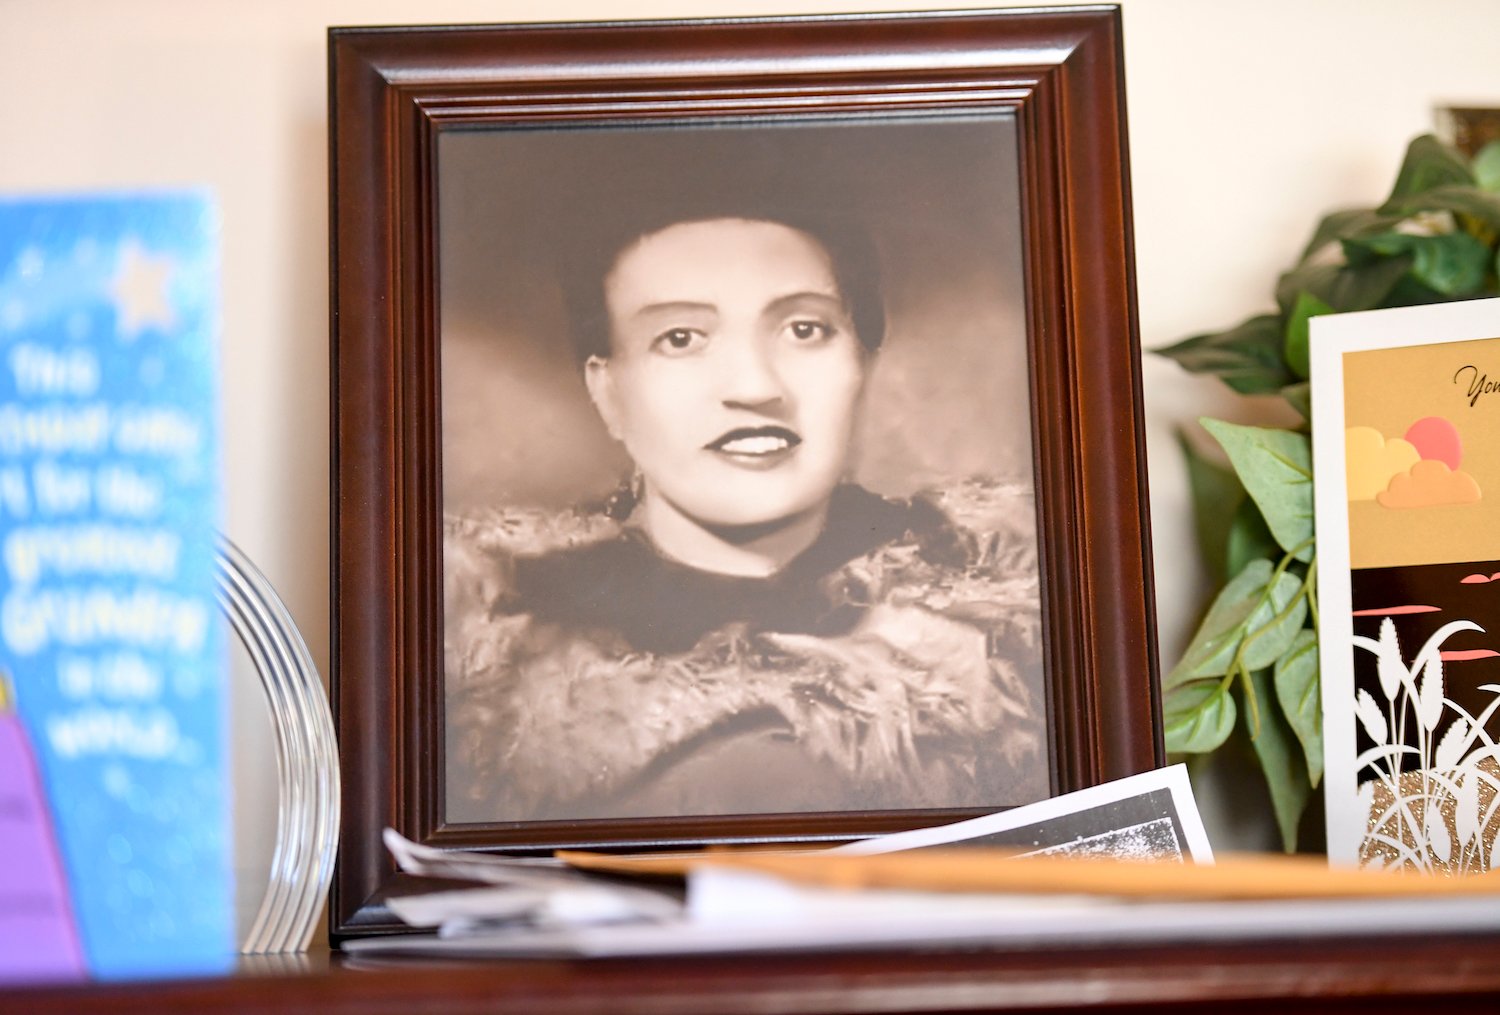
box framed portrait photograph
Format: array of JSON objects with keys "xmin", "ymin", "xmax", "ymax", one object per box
[
  {"xmin": 329, "ymin": 7, "xmax": 1159, "ymax": 938},
  {"xmin": 1311, "ymin": 297, "xmax": 1500, "ymax": 873}
]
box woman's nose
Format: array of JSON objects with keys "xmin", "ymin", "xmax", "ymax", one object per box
[{"xmin": 718, "ymin": 335, "xmax": 787, "ymax": 409}]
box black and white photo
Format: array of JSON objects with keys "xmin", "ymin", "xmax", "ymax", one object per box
[{"xmin": 438, "ymin": 120, "xmax": 1049, "ymax": 824}]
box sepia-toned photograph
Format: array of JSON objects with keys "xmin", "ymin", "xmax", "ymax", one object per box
[{"xmin": 438, "ymin": 116, "xmax": 1051, "ymax": 826}]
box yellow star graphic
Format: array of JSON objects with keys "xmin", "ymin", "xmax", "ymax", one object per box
[{"xmin": 109, "ymin": 240, "xmax": 177, "ymax": 339}]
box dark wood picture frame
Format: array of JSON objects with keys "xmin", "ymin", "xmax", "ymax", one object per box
[{"xmin": 328, "ymin": 6, "xmax": 1160, "ymax": 939}]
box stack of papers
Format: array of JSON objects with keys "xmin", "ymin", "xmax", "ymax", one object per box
[{"xmin": 341, "ymin": 767, "xmax": 1500, "ymax": 960}]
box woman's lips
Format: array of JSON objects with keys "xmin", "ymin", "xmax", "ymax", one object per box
[{"xmin": 705, "ymin": 426, "xmax": 802, "ymax": 457}]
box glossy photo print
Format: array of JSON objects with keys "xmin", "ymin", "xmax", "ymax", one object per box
[
  {"xmin": 437, "ymin": 119, "xmax": 1048, "ymax": 826},
  {"xmin": 1312, "ymin": 298, "xmax": 1500, "ymax": 872}
]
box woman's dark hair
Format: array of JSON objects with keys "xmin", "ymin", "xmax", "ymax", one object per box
[{"xmin": 559, "ymin": 199, "xmax": 885, "ymax": 363}]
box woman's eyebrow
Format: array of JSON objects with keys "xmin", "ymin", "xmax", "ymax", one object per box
[
  {"xmin": 761, "ymin": 291, "xmax": 846, "ymax": 318},
  {"xmin": 629, "ymin": 300, "xmax": 716, "ymax": 321}
]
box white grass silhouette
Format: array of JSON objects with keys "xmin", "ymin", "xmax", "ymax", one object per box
[{"xmin": 1352, "ymin": 618, "xmax": 1500, "ymax": 873}]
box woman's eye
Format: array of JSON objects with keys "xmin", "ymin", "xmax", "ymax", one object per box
[
  {"xmin": 651, "ymin": 328, "xmax": 706, "ymax": 355},
  {"xmin": 787, "ymin": 320, "xmax": 833, "ymax": 342}
]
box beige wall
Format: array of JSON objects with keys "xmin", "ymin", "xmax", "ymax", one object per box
[{"xmin": 4, "ymin": 0, "xmax": 1498, "ymax": 885}]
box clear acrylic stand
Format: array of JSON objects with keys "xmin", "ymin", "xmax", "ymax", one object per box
[{"xmin": 215, "ymin": 537, "xmax": 338, "ymax": 954}]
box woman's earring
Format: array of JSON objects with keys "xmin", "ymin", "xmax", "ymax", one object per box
[{"xmin": 604, "ymin": 470, "xmax": 643, "ymax": 521}]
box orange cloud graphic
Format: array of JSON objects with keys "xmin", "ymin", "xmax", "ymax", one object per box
[
  {"xmin": 1377, "ymin": 459, "xmax": 1482, "ymax": 509},
  {"xmin": 1346, "ymin": 426, "xmax": 1420, "ymax": 501}
]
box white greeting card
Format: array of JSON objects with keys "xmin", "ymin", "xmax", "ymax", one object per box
[{"xmin": 1311, "ymin": 296, "xmax": 1500, "ymax": 870}]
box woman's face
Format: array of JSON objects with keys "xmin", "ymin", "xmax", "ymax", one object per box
[{"xmin": 585, "ymin": 217, "xmax": 868, "ymax": 534}]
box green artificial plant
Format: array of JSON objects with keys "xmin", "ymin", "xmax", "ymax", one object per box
[{"xmin": 1157, "ymin": 133, "xmax": 1500, "ymax": 853}]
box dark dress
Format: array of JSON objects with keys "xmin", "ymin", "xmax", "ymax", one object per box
[{"xmin": 444, "ymin": 482, "xmax": 1047, "ymax": 824}]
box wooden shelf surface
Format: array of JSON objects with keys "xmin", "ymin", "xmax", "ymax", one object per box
[{"xmin": 5, "ymin": 933, "xmax": 1500, "ymax": 1014}]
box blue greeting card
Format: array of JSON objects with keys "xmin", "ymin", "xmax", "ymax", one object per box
[{"xmin": 0, "ymin": 194, "xmax": 231, "ymax": 982}]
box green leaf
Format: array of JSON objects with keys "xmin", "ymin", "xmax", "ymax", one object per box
[
  {"xmin": 1298, "ymin": 207, "xmax": 1401, "ymax": 264},
  {"xmin": 1281, "ymin": 381, "xmax": 1311, "ymax": 421},
  {"xmin": 1382, "ymin": 273, "xmax": 1450, "ymax": 309},
  {"xmin": 1225, "ymin": 497, "xmax": 1279, "ymax": 579},
  {"xmin": 1155, "ymin": 315, "xmax": 1293, "ymax": 395},
  {"xmin": 1200, "ymin": 419, "xmax": 1313, "ymax": 561},
  {"xmin": 1386, "ymin": 183, "xmax": 1500, "ymax": 230},
  {"xmin": 1167, "ymin": 558, "xmax": 1306, "ymax": 685},
  {"xmin": 1283, "ymin": 291, "xmax": 1334, "ymax": 380},
  {"xmin": 1164, "ymin": 680, "xmax": 1238, "ymax": 754},
  {"xmin": 1380, "ymin": 134, "xmax": 1473, "ymax": 209},
  {"xmin": 1343, "ymin": 230, "xmax": 1491, "ymax": 297},
  {"xmin": 1274, "ymin": 628, "xmax": 1323, "ymax": 789},
  {"xmin": 1240, "ymin": 571, "xmax": 1308, "ymax": 673},
  {"xmin": 1409, "ymin": 231, "xmax": 1491, "ymax": 296},
  {"xmin": 1474, "ymin": 140, "xmax": 1500, "ymax": 192},
  {"xmin": 1275, "ymin": 255, "xmax": 1412, "ymax": 315},
  {"xmin": 1178, "ymin": 430, "xmax": 1245, "ymax": 584},
  {"xmin": 1247, "ymin": 667, "xmax": 1314, "ymax": 853}
]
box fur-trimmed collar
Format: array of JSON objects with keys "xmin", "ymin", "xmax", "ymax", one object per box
[
  {"xmin": 444, "ymin": 479, "xmax": 1047, "ymax": 824},
  {"xmin": 508, "ymin": 485, "xmax": 965, "ymax": 654}
]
